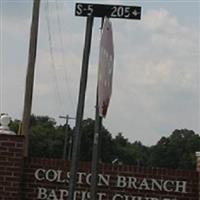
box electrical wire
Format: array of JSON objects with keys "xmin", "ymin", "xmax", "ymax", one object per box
[
  {"xmin": 55, "ymin": 0, "xmax": 75, "ymax": 110},
  {"xmin": 44, "ymin": 0, "xmax": 65, "ymax": 114},
  {"xmin": 0, "ymin": 0, "xmax": 3, "ymax": 114}
]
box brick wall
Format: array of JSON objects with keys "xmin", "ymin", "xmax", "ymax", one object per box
[
  {"xmin": 196, "ymin": 152, "xmax": 200, "ymax": 199},
  {"xmin": 0, "ymin": 134, "xmax": 24, "ymax": 200},
  {"xmin": 22, "ymin": 159, "xmax": 198, "ymax": 200},
  {"xmin": 0, "ymin": 134, "xmax": 199, "ymax": 200}
]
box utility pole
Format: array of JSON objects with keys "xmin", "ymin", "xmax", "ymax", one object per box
[
  {"xmin": 68, "ymin": 15, "xmax": 94, "ymax": 200},
  {"xmin": 68, "ymin": 132, "xmax": 73, "ymax": 161},
  {"xmin": 59, "ymin": 115, "xmax": 75, "ymax": 160},
  {"xmin": 22, "ymin": 0, "xmax": 41, "ymax": 157}
]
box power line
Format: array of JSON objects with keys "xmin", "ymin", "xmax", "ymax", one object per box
[
  {"xmin": 55, "ymin": 0, "xmax": 75, "ymax": 110},
  {"xmin": 0, "ymin": 0, "xmax": 3, "ymax": 114},
  {"xmin": 44, "ymin": 0, "xmax": 64, "ymax": 114}
]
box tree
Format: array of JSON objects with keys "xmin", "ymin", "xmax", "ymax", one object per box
[
  {"xmin": 9, "ymin": 116, "xmax": 199, "ymax": 170},
  {"xmin": 9, "ymin": 119, "xmax": 21, "ymax": 134},
  {"xmin": 148, "ymin": 129, "xmax": 200, "ymax": 169},
  {"xmin": 27, "ymin": 115, "xmax": 73, "ymax": 158},
  {"xmin": 112, "ymin": 133, "xmax": 150, "ymax": 166},
  {"xmin": 79, "ymin": 119, "xmax": 114, "ymax": 162}
]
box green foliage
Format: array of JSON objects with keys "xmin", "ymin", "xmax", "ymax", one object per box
[
  {"xmin": 148, "ymin": 129, "xmax": 200, "ymax": 169},
  {"xmin": 80, "ymin": 119, "xmax": 114, "ymax": 162},
  {"xmin": 9, "ymin": 116, "xmax": 200, "ymax": 170},
  {"xmin": 112, "ymin": 133, "xmax": 150, "ymax": 166},
  {"xmin": 29, "ymin": 115, "xmax": 66, "ymax": 158},
  {"xmin": 9, "ymin": 119, "xmax": 21, "ymax": 133}
]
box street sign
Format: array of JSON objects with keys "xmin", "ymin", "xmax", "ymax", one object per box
[
  {"xmin": 75, "ymin": 3, "xmax": 141, "ymax": 19},
  {"xmin": 98, "ymin": 17, "xmax": 114, "ymax": 118},
  {"xmin": 70, "ymin": 3, "xmax": 142, "ymax": 200}
]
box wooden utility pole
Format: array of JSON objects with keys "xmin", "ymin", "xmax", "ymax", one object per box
[
  {"xmin": 22, "ymin": 0, "xmax": 41, "ymax": 157},
  {"xmin": 59, "ymin": 115, "xmax": 75, "ymax": 160}
]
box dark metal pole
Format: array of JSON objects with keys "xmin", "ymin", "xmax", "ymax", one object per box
[
  {"xmin": 90, "ymin": 18, "xmax": 104, "ymax": 199},
  {"xmin": 68, "ymin": 15, "xmax": 94, "ymax": 200},
  {"xmin": 22, "ymin": 0, "xmax": 41, "ymax": 157},
  {"xmin": 91, "ymin": 93, "xmax": 102, "ymax": 200}
]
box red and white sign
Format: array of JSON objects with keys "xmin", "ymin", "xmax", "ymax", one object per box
[{"xmin": 97, "ymin": 17, "xmax": 114, "ymax": 118}]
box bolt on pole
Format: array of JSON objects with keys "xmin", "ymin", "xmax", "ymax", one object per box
[{"xmin": 68, "ymin": 15, "xmax": 94, "ymax": 200}]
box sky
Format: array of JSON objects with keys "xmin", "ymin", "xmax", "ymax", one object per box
[{"xmin": 0, "ymin": 0, "xmax": 199, "ymax": 146}]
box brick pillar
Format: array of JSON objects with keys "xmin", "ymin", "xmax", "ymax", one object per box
[
  {"xmin": 0, "ymin": 134, "xmax": 25, "ymax": 200},
  {"xmin": 196, "ymin": 152, "xmax": 200, "ymax": 200}
]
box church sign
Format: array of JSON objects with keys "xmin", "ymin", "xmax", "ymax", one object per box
[{"xmin": 33, "ymin": 167, "xmax": 194, "ymax": 200}]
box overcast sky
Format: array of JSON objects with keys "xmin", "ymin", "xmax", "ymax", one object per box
[{"xmin": 1, "ymin": 0, "xmax": 199, "ymax": 146}]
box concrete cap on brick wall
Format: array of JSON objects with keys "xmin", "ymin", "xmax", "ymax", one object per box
[{"xmin": 0, "ymin": 114, "xmax": 16, "ymax": 135}]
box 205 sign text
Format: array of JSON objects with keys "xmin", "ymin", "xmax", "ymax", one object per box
[{"xmin": 75, "ymin": 3, "xmax": 141, "ymax": 20}]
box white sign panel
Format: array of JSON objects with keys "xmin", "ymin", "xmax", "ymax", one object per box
[{"xmin": 97, "ymin": 17, "xmax": 114, "ymax": 118}]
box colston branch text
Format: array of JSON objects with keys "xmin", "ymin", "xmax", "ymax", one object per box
[{"xmin": 35, "ymin": 168, "xmax": 187, "ymax": 200}]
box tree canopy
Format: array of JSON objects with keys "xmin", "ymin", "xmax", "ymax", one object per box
[{"xmin": 9, "ymin": 115, "xmax": 200, "ymax": 170}]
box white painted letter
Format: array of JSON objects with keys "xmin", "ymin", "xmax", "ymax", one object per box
[
  {"xmin": 138, "ymin": 178, "xmax": 150, "ymax": 190},
  {"xmin": 35, "ymin": 169, "xmax": 45, "ymax": 181},
  {"xmin": 47, "ymin": 189, "xmax": 58, "ymax": 200},
  {"xmin": 97, "ymin": 193, "xmax": 106, "ymax": 200},
  {"xmin": 127, "ymin": 177, "xmax": 137, "ymax": 189},
  {"xmin": 77, "ymin": 172, "xmax": 86, "ymax": 184},
  {"xmin": 151, "ymin": 179, "xmax": 163, "ymax": 191},
  {"xmin": 112, "ymin": 194, "xmax": 123, "ymax": 200},
  {"xmin": 46, "ymin": 169, "xmax": 58, "ymax": 182},
  {"xmin": 116, "ymin": 176, "xmax": 127, "ymax": 188},
  {"xmin": 37, "ymin": 187, "xmax": 47, "ymax": 199},
  {"xmin": 57, "ymin": 170, "xmax": 65, "ymax": 183},
  {"xmin": 98, "ymin": 174, "xmax": 110, "ymax": 186},
  {"xmin": 59, "ymin": 189, "xmax": 68, "ymax": 200},
  {"xmin": 86, "ymin": 173, "xmax": 91, "ymax": 185},
  {"xmin": 163, "ymin": 180, "xmax": 174, "ymax": 192},
  {"xmin": 175, "ymin": 181, "xmax": 187, "ymax": 193}
]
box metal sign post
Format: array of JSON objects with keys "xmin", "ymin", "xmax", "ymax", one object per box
[
  {"xmin": 91, "ymin": 17, "xmax": 114, "ymax": 200},
  {"xmin": 69, "ymin": 3, "xmax": 141, "ymax": 200},
  {"xmin": 68, "ymin": 15, "xmax": 94, "ymax": 200}
]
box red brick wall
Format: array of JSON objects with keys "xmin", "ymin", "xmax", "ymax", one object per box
[
  {"xmin": 0, "ymin": 134, "xmax": 24, "ymax": 200},
  {"xmin": 0, "ymin": 134, "xmax": 199, "ymax": 200},
  {"xmin": 22, "ymin": 159, "xmax": 198, "ymax": 200},
  {"xmin": 196, "ymin": 153, "xmax": 200, "ymax": 199}
]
